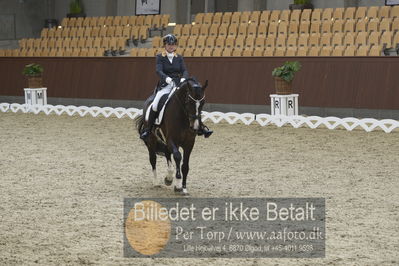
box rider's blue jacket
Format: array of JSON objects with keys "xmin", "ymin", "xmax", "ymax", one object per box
[{"xmin": 156, "ymin": 51, "xmax": 189, "ymax": 86}]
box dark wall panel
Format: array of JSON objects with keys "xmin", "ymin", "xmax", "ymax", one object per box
[{"xmin": 1, "ymin": 57, "xmax": 399, "ymax": 110}]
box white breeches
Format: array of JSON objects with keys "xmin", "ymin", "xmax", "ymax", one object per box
[{"xmin": 152, "ymin": 84, "xmax": 173, "ymax": 112}]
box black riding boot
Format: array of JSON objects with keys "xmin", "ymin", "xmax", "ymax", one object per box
[
  {"xmin": 197, "ymin": 121, "xmax": 213, "ymax": 138},
  {"xmin": 140, "ymin": 109, "xmax": 157, "ymax": 140}
]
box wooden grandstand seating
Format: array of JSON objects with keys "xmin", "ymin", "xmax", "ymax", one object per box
[
  {"xmin": 299, "ymin": 21, "xmax": 310, "ymax": 34},
  {"xmin": 240, "ymin": 11, "xmax": 250, "ymax": 24},
  {"xmin": 191, "ymin": 24, "xmax": 200, "ymax": 36},
  {"xmin": 212, "ymin": 12, "xmax": 222, "ymax": 24},
  {"xmin": 369, "ymin": 45, "xmax": 381, "ymax": 55},
  {"xmin": 287, "ymin": 34, "xmax": 298, "ymax": 47},
  {"xmin": 203, "ymin": 48, "xmax": 213, "ymax": 56},
  {"xmin": 378, "ymin": 6, "xmax": 391, "ymax": 19},
  {"xmin": 202, "ymin": 13, "xmax": 213, "ymax": 24},
  {"xmin": 218, "ymin": 24, "xmax": 228, "ymax": 37},
  {"xmin": 380, "ymin": 31, "xmax": 393, "ymax": 47},
  {"xmin": 321, "ymin": 20, "xmax": 332, "ymax": 33},
  {"xmin": 332, "ymin": 20, "xmax": 344, "ymax": 33},
  {"xmin": 205, "ymin": 36, "xmax": 215, "ymax": 48},
  {"xmin": 194, "ymin": 13, "xmax": 204, "ymax": 24},
  {"xmin": 260, "ymin": 10, "xmax": 270, "ymax": 24},
  {"xmin": 355, "ymin": 7, "xmax": 367, "ymax": 20},
  {"xmin": 285, "ymin": 46, "xmax": 297, "ymax": 56},
  {"xmin": 215, "ymin": 36, "xmax": 225, "ymax": 48},
  {"xmin": 228, "ymin": 24, "xmax": 238, "ymax": 36},
  {"xmin": 264, "ymin": 48, "xmax": 274, "ymax": 56},
  {"xmin": 332, "ymin": 33, "xmax": 343, "ymax": 46},
  {"xmin": 254, "ymin": 36, "xmax": 266, "ymax": 48},
  {"xmin": 289, "ymin": 21, "xmax": 299, "ymax": 34},
  {"xmin": 355, "ymin": 32, "xmax": 368, "ymax": 46},
  {"xmin": 265, "ymin": 36, "xmax": 276, "ymax": 48},
  {"xmin": 344, "ymin": 7, "xmax": 355, "ymax": 20},
  {"xmin": 242, "ymin": 48, "xmax": 253, "ymax": 56},
  {"xmin": 309, "ymin": 33, "xmax": 320, "ymax": 47},
  {"xmin": 173, "ymin": 24, "xmax": 182, "ymax": 36},
  {"xmin": 367, "ymin": 6, "xmax": 379, "ymax": 19},
  {"xmin": 320, "ymin": 46, "xmax": 332, "ymax": 56},
  {"xmin": 200, "ymin": 24, "xmax": 209, "ymax": 36},
  {"xmin": 278, "ymin": 21, "xmax": 288, "ymax": 35},
  {"xmin": 333, "ymin": 8, "xmax": 344, "ymax": 21},
  {"xmin": 245, "ymin": 36, "xmax": 255, "ymax": 49},
  {"xmin": 392, "ymin": 18, "xmax": 399, "ymax": 32},
  {"xmin": 290, "ymin": 10, "xmax": 301, "ymax": 22},
  {"xmin": 310, "ymin": 21, "xmax": 321, "ymax": 33},
  {"xmin": 356, "ymin": 19, "xmax": 367, "ymax": 32},
  {"xmin": 231, "ymin": 12, "xmax": 241, "ymax": 24},
  {"xmin": 320, "ymin": 33, "xmax": 332, "ymax": 46},
  {"xmin": 212, "ymin": 47, "xmax": 223, "ymax": 56},
  {"xmin": 257, "ymin": 23, "xmax": 267, "ymax": 37},
  {"xmin": 222, "ymin": 12, "xmax": 232, "ymax": 25},
  {"xmin": 268, "ymin": 22, "xmax": 278, "ymax": 36},
  {"xmin": 232, "ymin": 48, "xmax": 242, "ymax": 56},
  {"xmin": 301, "ymin": 9, "xmax": 311, "ymax": 22},
  {"xmin": 186, "ymin": 36, "xmax": 197, "ymax": 48},
  {"xmin": 298, "ymin": 34, "xmax": 309, "ymax": 47},
  {"xmin": 380, "ymin": 18, "xmax": 391, "ymax": 32},
  {"xmin": 296, "ymin": 46, "xmax": 308, "ymax": 56},
  {"xmin": 280, "ymin": 10, "xmax": 291, "ymax": 22},
  {"xmin": 322, "ymin": 8, "xmax": 333, "ymax": 21},
  {"xmin": 276, "ymin": 35, "xmax": 286, "ymax": 47},
  {"xmin": 308, "ymin": 46, "xmax": 320, "ymax": 56},
  {"xmin": 270, "ymin": 10, "xmax": 280, "ymax": 23},
  {"xmin": 253, "ymin": 47, "xmax": 264, "ymax": 56},
  {"xmin": 225, "ymin": 36, "xmax": 235, "ymax": 48},
  {"xmin": 331, "ymin": 46, "xmax": 344, "ymax": 56},
  {"xmin": 250, "ymin": 11, "xmax": 260, "ymax": 24},
  {"xmin": 343, "ymin": 46, "xmax": 355, "ymax": 56},
  {"xmin": 311, "ymin": 9, "xmax": 322, "ymax": 22},
  {"xmin": 208, "ymin": 24, "xmax": 218, "ymax": 36},
  {"xmin": 356, "ymin": 45, "xmax": 369, "ymax": 56},
  {"xmin": 367, "ymin": 18, "xmax": 379, "ymax": 32},
  {"xmin": 193, "ymin": 48, "xmax": 203, "ymax": 56},
  {"xmin": 344, "ymin": 19, "xmax": 355, "ymax": 33},
  {"xmin": 235, "ymin": 36, "xmax": 245, "ymax": 49},
  {"xmin": 343, "ymin": 33, "xmax": 355, "ymax": 46},
  {"xmin": 368, "ymin": 31, "xmax": 380, "ymax": 46},
  {"xmin": 274, "ymin": 46, "xmax": 285, "ymax": 56},
  {"xmin": 238, "ymin": 24, "xmax": 248, "ymax": 36},
  {"xmin": 247, "ymin": 23, "xmax": 257, "ymax": 36}
]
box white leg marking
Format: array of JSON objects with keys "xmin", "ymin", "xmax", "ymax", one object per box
[
  {"xmin": 175, "ymin": 178, "xmax": 182, "ymax": 189},
  {"xmin": 166, "ymin": 161, "xmax": 174, "ymax": 181}
]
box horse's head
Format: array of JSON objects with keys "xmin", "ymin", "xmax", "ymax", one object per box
[{"xmin": 179, "ymin": 78, "xmax": 208, "ymax": 131}]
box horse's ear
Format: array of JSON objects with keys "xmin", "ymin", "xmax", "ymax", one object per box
[{"xmin": 203, "ymin": 80, "xmax": 208, "ymax": 91}]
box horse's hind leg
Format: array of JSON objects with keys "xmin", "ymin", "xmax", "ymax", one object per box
[
  {"xmin": 147, "ymin": 147, "xmax": 160, "ymax": 186},
  {"xmin": 181, "ymin": 142, "xmax": 194, "ymax": 195}
]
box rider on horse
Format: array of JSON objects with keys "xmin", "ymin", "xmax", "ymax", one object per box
[{"xmin": 140, "ymin": 34, "xmax": 213, "ymax": 140}]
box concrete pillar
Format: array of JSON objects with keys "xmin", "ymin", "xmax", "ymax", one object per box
[
  {"xmin": 117, "ymin": 0, "xmax": 135, "ymax": 16},
  {"xmin": 238, "ymin": 0, "xmax": 254, "ymax": 11}
]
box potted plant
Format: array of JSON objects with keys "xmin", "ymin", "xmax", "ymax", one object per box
[
  {"xmin": 289, "ymin": 0, "xmax": 314, "ymax": 10},
  {"xmin": 67, "ymin": 0, "xmax": 86, "ymax": 18},
  {"xmin": 272, "ymin": 61, "xmax": 301, "ymax": 95},
  {"xmin": 22, "ymin": 63, "xmax": 44, "ymax": 88}
]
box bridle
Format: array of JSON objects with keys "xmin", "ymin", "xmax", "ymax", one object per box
[{"xmin": 176, "ymin": 79, "xmax": 205, "ymax": 123}]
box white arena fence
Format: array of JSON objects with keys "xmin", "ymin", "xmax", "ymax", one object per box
[{"xmin": 0, "ymin": 103, "xmax": 398, "ymax": 133}]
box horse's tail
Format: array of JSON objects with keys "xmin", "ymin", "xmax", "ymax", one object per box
[{"xmin": 135, "ymin": 115, "xmax": 144, "ymax": 136}]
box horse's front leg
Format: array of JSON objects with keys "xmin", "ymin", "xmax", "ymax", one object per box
[
  {"xmin": 181, "ymin": 141, "xmax": 194, "ymax": 195},
  {"xmin": 169, "ymin": 141, "xmax": 183, "ymax": 192},
  {"xmin": 164, "ymin": 151, "xmax": 173, "ymax": 186}
]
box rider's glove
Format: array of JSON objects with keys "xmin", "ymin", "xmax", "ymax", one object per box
[
  {"xmin": 165, "ymin": 77, "xmax": 173, "ymax": 85},
  {"xmin": 180, "ymin": 78, "xmax": 185, "ymax": 83}
]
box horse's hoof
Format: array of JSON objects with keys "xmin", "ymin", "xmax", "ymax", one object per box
[
  {"xmin": 164, "ymin": 177, "xmax": 173, "ymax": 186},
  {"xmin": 174, "ymin": 186, "xmax": 183, "ymax": 192}
]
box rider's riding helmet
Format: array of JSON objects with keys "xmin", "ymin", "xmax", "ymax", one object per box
[{"xmin": 163, "ymin": 34, "xmax": 178, "ymax": 46}]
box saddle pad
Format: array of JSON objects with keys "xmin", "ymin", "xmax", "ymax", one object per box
[
  {"xmin": 145, "ymin": 87, "xmax": 177, "ymax": 125},
  {"xmin": 155, "ymin": 87, "xmax": 177, "ymax": 125}
]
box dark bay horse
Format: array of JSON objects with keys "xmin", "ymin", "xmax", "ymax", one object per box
[{"xmin": 136, "ymin": 78, "xmax": 208, "ymax": 195}]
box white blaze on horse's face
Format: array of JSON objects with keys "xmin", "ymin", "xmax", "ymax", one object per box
[{"xmin": 194, "ymin": 101, "xmax": 200, "ymax": 130}]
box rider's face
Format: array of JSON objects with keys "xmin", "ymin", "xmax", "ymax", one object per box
[{"xmin": 165, "ymin": 44, "xmax": 177, "ymax": 53}]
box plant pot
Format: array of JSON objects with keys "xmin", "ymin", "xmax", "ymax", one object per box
[
  {"xmin": 289, "ymin": 3, "xmax": 314, "ymax": 10},
  {"xmin": 67, "ymin": 13, "xmax": 86, "ymax": 18},
  {"xmin": 28, "ymin": 76, "xmax": 43, "ymax": 88},
  {"xmin": 274, "ymin": 77, "xmax": 293, "ymax": 95}
]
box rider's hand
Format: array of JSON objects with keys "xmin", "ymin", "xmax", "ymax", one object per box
[
  {"xmin": 180, "ymin": 78, "xmax": 185, "ymax": 83},
  {"xmin": 165, "ymin": 77, "xmax": 173, "ymax": 85}
]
